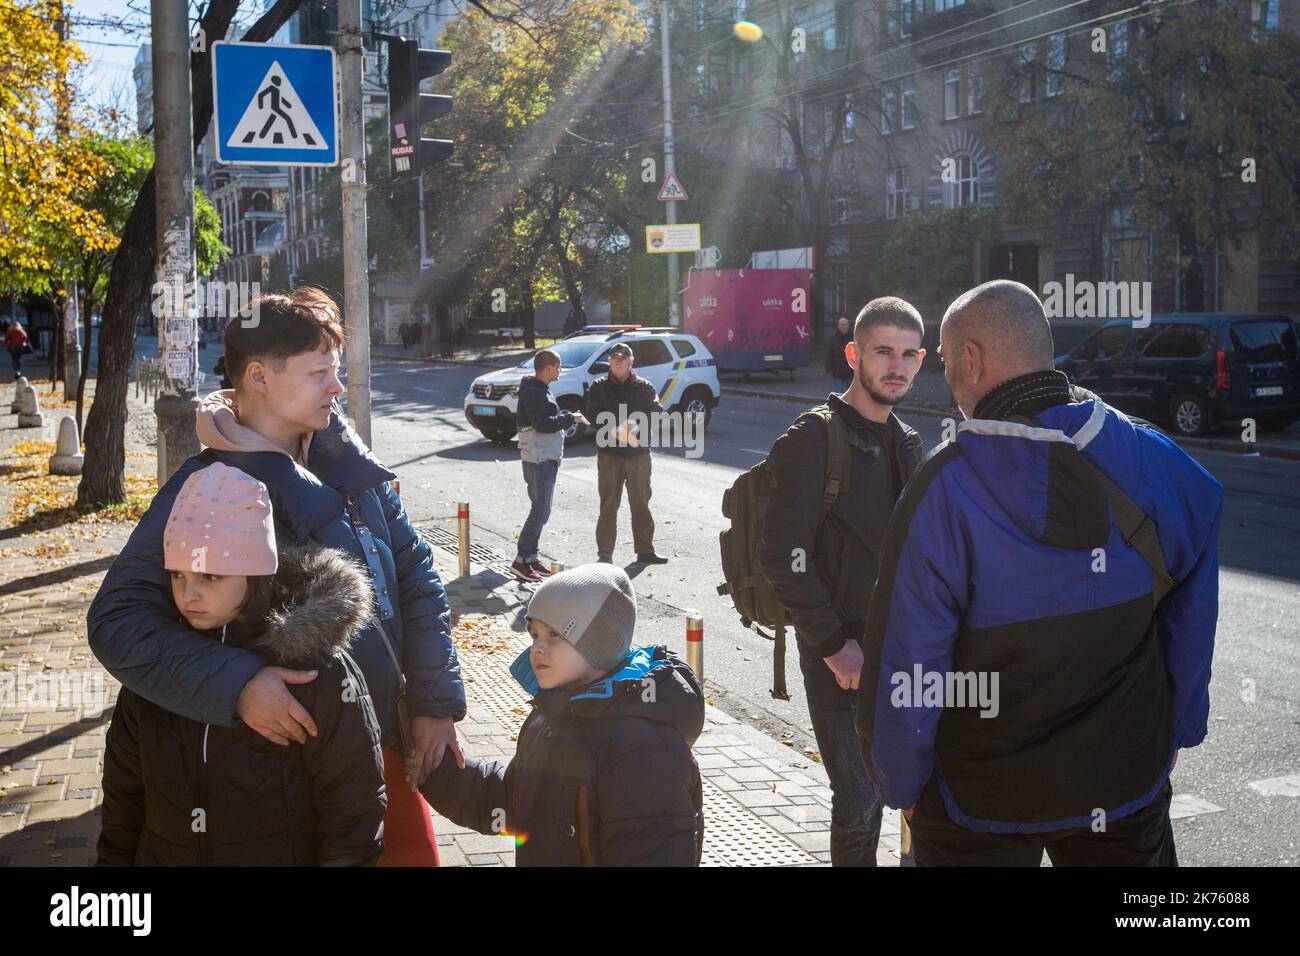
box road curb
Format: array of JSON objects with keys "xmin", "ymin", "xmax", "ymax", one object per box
[
  {"xmin": 373, "ymin": 352, "xmax": 515, "ymax": 369},
  {"xmin": 721, "ymin": 385, "xmax": 1300, "ymax": 461}
]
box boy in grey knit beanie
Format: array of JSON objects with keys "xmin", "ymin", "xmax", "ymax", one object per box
[{"xmin": 523, "ymin": 563, "xmax": 637, "ymax": 690}]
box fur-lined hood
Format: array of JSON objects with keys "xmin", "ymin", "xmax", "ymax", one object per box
[{"xmin": 247, "ymin": 545, "xmax": 374, "ymax": 669}]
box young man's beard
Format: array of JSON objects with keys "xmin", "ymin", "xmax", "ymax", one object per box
[{"xmin": 856, "ymin": 357, "xmax": 911, "ymax": 406}]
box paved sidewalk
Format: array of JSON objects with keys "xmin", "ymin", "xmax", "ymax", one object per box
[{"xmin": 0, "ymin": 378, "xmax": 150, "ymax": 867}]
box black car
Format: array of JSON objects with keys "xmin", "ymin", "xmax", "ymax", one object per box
[{"xmin": 1054, "ymin": 314, "xmax": 1300, "ymax": 437}]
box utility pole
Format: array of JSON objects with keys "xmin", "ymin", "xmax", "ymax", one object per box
[
  {"xmin": 660, "ymin": 0, "xmax": 680, "ymax": 327},
  {"xmin": 339, "ymin": 0, "xmax": 372, "ymax": 446},
  {"xmin": 55, "ymin": 3, "xmax": 81, "ymax": 400},
  {"xmin": 151, "ymin": 0, "xmax": 200, "ymax": 484}
]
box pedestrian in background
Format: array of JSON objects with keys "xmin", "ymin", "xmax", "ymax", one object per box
[
  {"xmin": 512, "ymin": 348, "xmax": 588, "ymax": 582},
  {"xmin": 825, "ymin": 316, "xmax": 853, "ymax": 393},
  {"xmin": 6, "ymin": 319, "xmax": 30, "ymax": 379},
  {"xmin": 585, "ymin": 343, "xmax": 669, "ymax": 566}
]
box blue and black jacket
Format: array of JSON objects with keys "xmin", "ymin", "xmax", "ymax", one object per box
[{"xmin": 857, "ymin": 373, "xmax": 1222, "ymax": 833}]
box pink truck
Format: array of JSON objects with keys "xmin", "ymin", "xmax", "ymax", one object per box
[{"xmin": 681, "ymin": 266, "xmax": 813, "ymax": 374}]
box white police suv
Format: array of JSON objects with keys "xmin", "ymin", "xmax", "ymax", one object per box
[{"xmin": 463, "ymin": 326, "xmax": 721, "ymax": 443}]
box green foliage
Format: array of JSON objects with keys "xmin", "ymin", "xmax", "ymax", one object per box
[
  {"xmin": 194, "ymin": 188, "xmax": 230, "ymax": 279},
  {"xmin": 873, "ymin": 206, "xmax": 996, "ymax": 309}
]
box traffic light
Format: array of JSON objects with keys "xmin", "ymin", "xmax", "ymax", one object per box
[{"xmin": 384, "ymin": 36, "xmax": 453, "ymax": 180}]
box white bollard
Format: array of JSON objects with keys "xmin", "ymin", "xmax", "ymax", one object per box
[
  {"xmin": 48, "ymin": 416, "xmax": 83, "ymax": 475},
  {"xmin": 457, "ymin": 502, "xmax": 471, "ymax": 578},
  {"xmin": 17, "ymin": 382, "xmax": 43, "ymax": 428},
  {"xmin": 686, "ymin": 611, "xmax": 704, "ymax": 686},
  {"xmin": 10, "ymin": 375, "xmax": 29, "ymax": 414}
]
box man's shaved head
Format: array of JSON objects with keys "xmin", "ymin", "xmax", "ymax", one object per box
[
  {"xmin": 940, "ymin": 280, "xmax": 1054, "ymax": 372},
  {"xmin": 939, "ymin": 280, "xmax": 1056, "ymax": 418}
]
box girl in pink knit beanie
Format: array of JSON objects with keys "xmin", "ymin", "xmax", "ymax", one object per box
[
  {"xmin": 162, "ymin": 461, "xmax": 279, "ymax": 632},
  {"xmin": 98, "ymin": 462, "xmax": 389, "ymax": 866}
]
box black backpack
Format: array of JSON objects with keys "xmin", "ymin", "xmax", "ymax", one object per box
[{"xmin": 717, "ymin": 404, "xmax": 872, "ymax": 700}]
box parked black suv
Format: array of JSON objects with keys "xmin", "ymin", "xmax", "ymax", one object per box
[{"xmin": 1055, "ymin": 314, "xmax": 1300, "ymax": 436}]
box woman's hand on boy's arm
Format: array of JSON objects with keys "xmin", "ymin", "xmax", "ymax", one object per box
[
  {"xmin": 236, "ymin": 666, "xmax": 320, "ymax": 745},
  {"xmin": 403, "ymin": 715, "xmax": 465, "ymax": 791}
]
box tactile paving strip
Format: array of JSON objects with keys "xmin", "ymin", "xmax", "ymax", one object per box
[
  {"xmin": 418, "ymin": 524, "xmax": 512, "ymax": 571},
  {"xmin": 700, "ymin": 776, "xmax": 820, "ymax": 867},
  {"xmin": 454, "ymin": 630, "xmax": 819, "ymax": 867}
]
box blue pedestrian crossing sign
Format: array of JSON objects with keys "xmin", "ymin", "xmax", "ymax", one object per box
[{"xmin": 213, "ymin": 41, "xmax": 338, "ymax": 167}]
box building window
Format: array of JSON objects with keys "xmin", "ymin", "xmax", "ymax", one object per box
[
  {"xmin": 830, "ymin": 197, "xmax": 849, "ymax": 224},
  {"xmin": 935, "ymin": 0, "xmax": 965, "ymax": 10},
  {"xmin": 901, "ymin": 81, "xmax": 916, "ymax": 129},
  {"xmin": 843, "ymin": 94, "xmax": 856, "ymax": 143},
  {"xmin": 945, "ymin": 68, "xmax": 960, "ymax": 120},
  {"xmin": 695, "ymin": 0, "xmax": 706, "ymax": 31},
  {"xmin": 886, "ymin": 167, "xmax": 910, "ymax": 219},
  {"xmin": 1046, "ymin": 33, "xmax": 1066, "ymax": 96},
  {"xmin": 1251, "ymin": 0, "xmax": 1278, "ymax": 41},
  {"xmin": 945, "ymin": 155, "xmax": 979, "ymax": 208},
  {"xmin": 968, "ymin": 64, "xmax": 985, "ymax": 113},
  {"xmin": 882, "ymin": 86, "xmax": 895, "ymax": 135},
  {"xmin": 885, "ymin": 0, "xmax": 914, "ymax": 40},
  {"xmin": 735, "ymin": 0, "xmax": 748, "ymax": 19},
  {"xmin": 1019, "ymin": 42, "xmax": 1039, "ymax": 102}
]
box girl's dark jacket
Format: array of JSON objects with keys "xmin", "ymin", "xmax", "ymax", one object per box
[
  {"xmin": 95, "ymin": 546, "xmax": 387, "ymax": 866},
  {"xmin": 421, "ymin": 645, "xmax": 705, "ymax": 866}
]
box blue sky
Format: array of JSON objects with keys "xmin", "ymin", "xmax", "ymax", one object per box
[{"xmin": 68, "ymin": 0, "xmax": 279, "ymax": 128}]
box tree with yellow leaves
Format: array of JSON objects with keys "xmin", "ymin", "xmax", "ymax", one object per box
[{"xmin": 0, "ymin": 0, "xmax": 116, "ymax": 295}]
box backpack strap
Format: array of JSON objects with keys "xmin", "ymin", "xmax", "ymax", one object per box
[
  {"xmin": 796, "ymin": 405, "xmax": 855, "ymax": 514},
  {"xmin": 1011, "ymin": 414, "xmax": 1175, "ymax": 608}
]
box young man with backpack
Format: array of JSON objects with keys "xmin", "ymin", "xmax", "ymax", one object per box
[{"xmin": 749, "ymin": 298, "xmax": 926, "ymax": 866}]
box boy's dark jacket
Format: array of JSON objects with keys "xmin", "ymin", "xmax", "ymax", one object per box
[
  {"xmin": 96, "ymin": 546, "xmax": 387, "ymax": 866},
  {"xmin": 421, "ymin": 645, "xmax": 705, "ymax": 866}
]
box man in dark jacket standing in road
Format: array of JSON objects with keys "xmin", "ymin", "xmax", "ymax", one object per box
[
  {"xmin": 758, "ymin": 297, "xmax": 926, "ymax": 866},
  {"xmin": 858, "ymin": 280, "xmax": 1222, "ymax": 866},
  {"xmin": 585, "ymin": 343, "xmax": 669, "ymax": 565},
  {"xmin": 825, "ymin": 316, "xmax": 853, "ymax": 393},
  {"xmin": 88, "ymin": 287, "xmax": 466, "ymax": 867},
  {"xmin": 512, "ymin": 348, "xmax": 589, "ymax": 582}
]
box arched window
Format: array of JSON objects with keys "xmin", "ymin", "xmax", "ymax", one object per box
[
  {"xmin": 252, "ymin": 191, "xmax": 270, "ymax": 212},
  {"xmin": 945, "ymin": 154, "xmax": 980, "ymax": 208}
]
